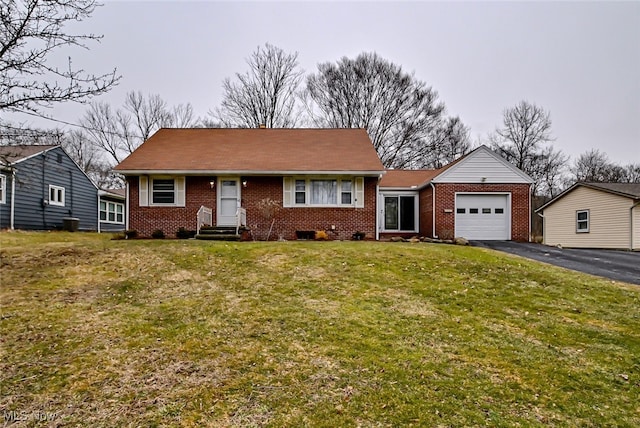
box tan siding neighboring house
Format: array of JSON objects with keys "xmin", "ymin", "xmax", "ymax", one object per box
[{"xmin": 538, "ymin": 183, "xmax": 640, "ymax": 250}]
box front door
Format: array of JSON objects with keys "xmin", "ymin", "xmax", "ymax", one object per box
[{"xmin": 217, "ymin": 178, "xmax": 241, "ymax": 226}]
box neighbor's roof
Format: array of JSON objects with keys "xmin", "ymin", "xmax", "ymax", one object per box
[
  {"xmin": 536, "ymin": 181, "xmax": 640, "ymax": 212},
  {"xmin": 0, "ymin": 145, "xmax": 58, "ymax": 165},
  {"xmin": 379, "ymin": 169, "xmax": 442, "ymax": 188},
  {"xmin": 114, "ymin": 128, "xmax": 385, "ymax": 175}
]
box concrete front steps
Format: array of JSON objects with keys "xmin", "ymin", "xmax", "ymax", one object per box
[{"xmin": 195, "ymin": 226, "xmax": 251, "ymax": 241}]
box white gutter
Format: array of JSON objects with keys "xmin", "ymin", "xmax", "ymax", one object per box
[
  {"xmin": 115, "ymin": 169, "xmax": 386, "ymax": 177},
  {"xmin": 430, "ymin": 182, "xmax": 438, "ymax": 238},
  {"xmin": 10, "ymin": 169, "xmax": 16, "ymax": 230}
]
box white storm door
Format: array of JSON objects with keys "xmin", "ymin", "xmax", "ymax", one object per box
[{"xmin": 217, "ymin": 178, "xmax": 240, "ymax": 226}]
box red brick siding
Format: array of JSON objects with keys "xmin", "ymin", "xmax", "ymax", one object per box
[
  {"xmin": 127, "ymin": 176, "xmax": 377, "ymax": 240},
  {"xmin": 127, "ymin": 176, "xmax": 215, "ymax": 237},
  {"xmin": 419, "ymin": 186, "xmax": 434, "ymax": 237},
  {"xmin": 431, "ymin": 183, "xmax": 531, "ymax": 241}
]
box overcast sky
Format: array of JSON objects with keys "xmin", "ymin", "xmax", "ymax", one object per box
[{"xmin": 14, "ymin": 0, "xmax": 640, "ymax": 164}]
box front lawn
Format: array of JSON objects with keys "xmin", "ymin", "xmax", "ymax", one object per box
[{"xmin": 1, "ymin": 232, "xmax": 638, "ymax": 426}]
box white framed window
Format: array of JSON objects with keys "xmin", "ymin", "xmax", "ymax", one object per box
[
  {"xmin": 152, "ymin": 178, "xmax": 175, "ymax": 204},
  {"xmin": 576, "ymin": 210, "xmax": 589, "ymax": 233},
  {"xmin": 284, "ymin": 177, "xmax": 365, "ymax": 208},
  {"xmin": 100, "ymin": 201, "xmax": 125, "ymax": 224},
  {"xmin": 49, "ymin": 185, "xmax": 65, "ymax": 206},
  {"xmin": 138, "ymin": 176, "xmax": 185, "ymax": 207},
  {"xmin": 0, "ymin": 174, "xmax": 5, "ymax": 204}
]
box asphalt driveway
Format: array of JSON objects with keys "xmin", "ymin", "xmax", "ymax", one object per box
[{"xmin": 472, "ymin": 241, "xmax": 640, "ymax": 285}]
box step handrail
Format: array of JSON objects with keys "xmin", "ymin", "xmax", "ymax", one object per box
[
  {"xmin": 236, "ymin": 207, "xmax": 247, "ymax": 235},
  {"xmin": 197, "ymin": 205, "xmax": 213, "ymax": 235}
]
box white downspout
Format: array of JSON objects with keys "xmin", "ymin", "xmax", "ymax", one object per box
[
  {"xmin": 529, "ymin": 184, "xmax": 533, "ymax": 242},
  {"xmin": 97, "ymin": 193, "xmax": 101, "ymax": 233},
  {"xmin": 375, "ymin": 182, "xmax": 380, "ymax": 241},
  {"xmin": 430, "ymin": 182, "xmax": 438, "ymax": 238},
  {"xmin": 631, "ymin": 201, "xmax": 640, "ymax": 250},
  {"xmin": 125, "ymin": 181, "xmax": 130, "ymax": 231},
  {"xmin": 10, "ymin": 169, "xmax": 16, "ymax": 230}
]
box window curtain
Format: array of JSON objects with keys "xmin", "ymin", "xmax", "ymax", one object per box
[{"xmin": 310, "ymin": 180, "xmax": 337, "ymax": 204}]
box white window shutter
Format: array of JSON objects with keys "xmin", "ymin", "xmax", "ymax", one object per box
[
  {"xmin": 355, "ymin": 177, "xmax": 365, "ymax": 208},
  {"xmin": 175, "ymin": 177, "xmax": 186, "ymax": 207},
  {"xmin": 283, "ymin": 177, "xmax": 293, "ymax": 207},
  {"xmin": 139, "ymin": 176, "xmax": 148, "ymax": 206}
]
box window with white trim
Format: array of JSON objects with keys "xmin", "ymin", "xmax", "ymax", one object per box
[
  {"xmin": 576, "ymin": 210, "xmax": 589, "ymax": 233},
  {"xmin": 152, "ymin": 178, "xmax": 175, "ymax": 204},
  {"xmin": 100, "ymin": 201, "xmax": 124, "ymax": 224},
  {"xmin": 49, "ymin": 185, "xmax": 65, "ymax": 206},
  {"xmin": 289, "ymin": 178, "xmax": 354, "ymax": 207},
  {"xmin": 0, "ymin": 174, "xmax": 5, "ymax": 204},
  {"xmin": 138, "ymin": 176, "xmax": 185, "ymax": 207}
]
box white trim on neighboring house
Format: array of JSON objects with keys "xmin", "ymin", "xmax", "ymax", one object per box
[
  {"xmin": 48, "ymin": 184, "xmax": 65, "ymax": 206},
  {"xmin": 0, "ymin": 174, "xmax": 5, "ymax": 204}
]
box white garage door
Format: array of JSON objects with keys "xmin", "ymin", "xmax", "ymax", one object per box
[{"xmin": 455, "ymin": 194, "xmax": 510, "ymax": 240}]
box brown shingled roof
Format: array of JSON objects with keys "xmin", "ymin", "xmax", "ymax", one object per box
[
  {"xmin": 114, "ymin": 128, "xmax": 385, "ymax": 174},
  {"xmin": 379, "ymin": 169, "xmax": 442, "ymax": 188}
]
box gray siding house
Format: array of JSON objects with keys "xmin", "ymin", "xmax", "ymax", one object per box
[{"xmin": 0, "ymin": 145, "xmax": 99, "ymax": 231}]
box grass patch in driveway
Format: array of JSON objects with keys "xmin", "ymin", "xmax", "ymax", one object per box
[{"xmin": 1, "ymin": 232, "xmax": 639, "ymax": 426}]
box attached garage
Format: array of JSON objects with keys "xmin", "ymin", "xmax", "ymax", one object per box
[
  {"xmin": 378, "ymin": 146, "xmax": 533, "ymax": 241},
  {"xmin": 455, "ymin": 193, "xmax": 510, "ymax": 240}
]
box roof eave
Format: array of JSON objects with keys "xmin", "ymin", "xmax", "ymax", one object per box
[{"xmin": 114, "ymin": 169, "xmax": 386, "ymax": 177}]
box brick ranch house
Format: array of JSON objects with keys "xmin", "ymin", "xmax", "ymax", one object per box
[{"xmin": 114, "ymin": 128, "xmax": 533, "ymax": 241}]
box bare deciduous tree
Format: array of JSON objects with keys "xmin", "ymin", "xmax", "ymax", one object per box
[
  {"xmin": 0, "ymin": 0, "xmax": 120, "ymax": 114},
  {"xmin": 60, "ymin": 129, "xmax": 122, "ymax": 188},
  {"xmin": 82, "ymin": 91, "xmax": 198, "ymax": 163},
  {"xmin": 490, "ymin": 101, "xmax": 566, "ymax": 196},
  {"xmin": 305, "ymin": 52, "xmax": 465, "ymax": 168},
  {"xmin": 571, "ymin": 149, "xmax": 639, "ymax": 183},
  {"xmin": 212, "ymin": 43, "xmax": 303, "ymax": 128}
]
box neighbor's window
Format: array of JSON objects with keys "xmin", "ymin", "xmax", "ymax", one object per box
[
  {"xmin": 49, "ymin": 185, "xmax": 65, "ymax": 206},
  {"xmin": 152, "ymin": 178, "xmax": 175, "ymax": 204},
  {"xmin": 0, "ymin": 174, "xmax": 5, "ymax": 204},
  {"xmin": 456, "ymin": 208, "xmax": 465, "ymax": 214},
  {"xmin": 100, "ymin": 201, "xmax": 125, "ymax": 224},
  {"xmin": 469, "ymin": 208, "xmax": 479, "ymax": 214},
  {"xmin": 495, "ymin": 208, "xmax": 504, "ymax": 214},
  {"xmin": 576, "ymin": 210, "xmax": 589, "ymax": 233}
]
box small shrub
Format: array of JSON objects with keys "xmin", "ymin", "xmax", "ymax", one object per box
[
  {"xmin": 124, "ymin": 230, "xmax": 138, "ymax": 239},
  {"xmin": 352, "ymin": 231, "xmax": 366, "ymax": 240},
  {"xmin": 151, "ymin": 229, "xmax": 165, "ymax": 239},
  {"xmin": 315, "ymin": 230, "xmax": 329, "ymax": 241},
  {"xmin": 176, "ymin": 227, "xmax": 196, "ymax": 239},
  {"xmin": 111, "ymin": 232, "xmax": 125, "ymax": 240}
]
